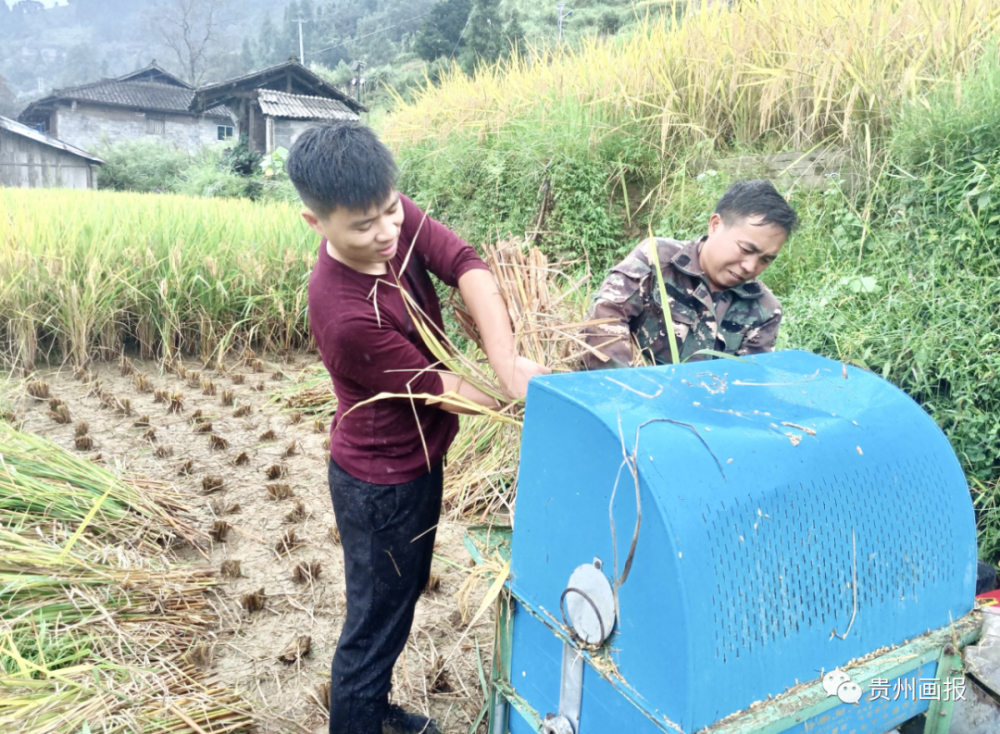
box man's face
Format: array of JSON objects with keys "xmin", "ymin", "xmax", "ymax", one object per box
[
  {"xmin": 699, "ymin": 213, "xmax": 787, "ymax": 291},
  {"xmin": 301, "ymin": 191, "xmax": 404, "ymax": 275}
]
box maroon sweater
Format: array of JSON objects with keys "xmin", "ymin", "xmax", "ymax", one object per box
[{"xmin": 307, "ymin": 195, "xmax": 489, "ymax": 484}]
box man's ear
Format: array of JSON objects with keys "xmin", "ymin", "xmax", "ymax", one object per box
[
  {"xmin": 707, "ymin": 212, "xmax": 724, "ymax": 236},
  {"xmin": 301, "ymin": 209, "xmax": 323, "ymax": 236}
]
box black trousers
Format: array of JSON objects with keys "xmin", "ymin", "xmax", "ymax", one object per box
[{"xmin": 327, "ymin": 458, "xmax": 443, "ymax": 734}]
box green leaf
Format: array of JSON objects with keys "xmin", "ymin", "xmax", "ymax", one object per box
[{"xmin": 979, "ymin": 192, "xmax": 991, "ymax": 210}]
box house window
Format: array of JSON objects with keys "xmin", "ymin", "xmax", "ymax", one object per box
[
  {"xmin": 217, "ymin": 125, "xmax": 234, "ymax": 141},
  {"xmin": 146, "ymin": 114, "xmax": 165, "ymax": 135}
]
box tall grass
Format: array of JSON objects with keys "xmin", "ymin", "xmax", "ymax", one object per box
[
  {"xmin": 387, "ymin": 0, "xmax": 1000, "ymax": 152},
  {"xmin": 0, "ymin": 189, "xmax": 315, "ymax": 368}
]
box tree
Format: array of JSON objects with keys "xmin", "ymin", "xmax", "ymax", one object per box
[
  {"xmin": 414, "ymin": 0, "xmax": 471, "ymax": 62},
  {"xmin": 598, "ymin": 11, "xmax": 621, "ymax": 36},
  {"xmin": 459, "ymin": 0, "xmax": 503, "ymax": 74},
  {"xmin": 144, "ymin": 0, "xmax": 232, "ymax": 85},
  {"xmin": 0, "ymin": 74, "xmax": 18, "ymax": 119},
  {"xmin": 60, "ymin": 44, "xmax": 104, "ymax": 88},
  {"xmin": 503, "ymin": 11, "xmax": 525, "ymax": 56}
]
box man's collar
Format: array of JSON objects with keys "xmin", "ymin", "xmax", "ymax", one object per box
[{"xmin": 669, "ymin": 235, "xmax": 765, "ymax": 300}]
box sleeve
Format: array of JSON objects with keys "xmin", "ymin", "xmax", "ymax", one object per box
[
  {"xmin": 398, "ymin": 194, "xmax": 489, "ymax": 287},
  {"xmin": 581, "ymin": 243, "xmax": 653, "ymax": 370},
  {"xmin": 328, "ymin": 313, "xmax": 445, "ymax": 399},
  {"xmin": 737, "ymin": 309, "xmax": 782, "ymax": 355}
]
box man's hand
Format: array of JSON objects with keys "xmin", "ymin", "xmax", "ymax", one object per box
[{"xmin": 493, "ymin": 355, "xmax": 551, "ymax": 401}]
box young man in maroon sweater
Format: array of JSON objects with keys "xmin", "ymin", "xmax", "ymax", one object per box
[{"xmin": 286, "ymin": 123, "xmax": 549, "ymax": 734}]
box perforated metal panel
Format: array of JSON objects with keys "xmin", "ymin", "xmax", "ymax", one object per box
[{"xmin": 511, "ymin": 351, "xmax": 976, "ymax": 732}]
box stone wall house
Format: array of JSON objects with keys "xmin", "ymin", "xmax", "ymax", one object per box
[
  {"xmin": 18, "ymin": 64, "xmax": 233, "ymax": 155},
  {"xmin": 189, "ymin": 60, "xmax": 365, "ymax": 154},
  {"xmin": 0, "ymin": 115, "xmax": 104, "ymax": 189}
]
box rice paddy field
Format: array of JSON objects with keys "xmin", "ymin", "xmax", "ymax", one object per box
[{"xmin": 6, "ymin": 0, "xmax": 1000, "ymax": 731}]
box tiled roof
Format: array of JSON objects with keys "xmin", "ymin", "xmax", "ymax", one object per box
[
  {"xmin": 21, "ymin": 77, "xmax": 231, "ymax": 120},
  {"xmin": 0, "ymin": 116, "xmax": 105, "ymax": 163},
  {"xmin": 257, "ymin": 89, "xmax": 359, "ymax": 121},
  {"xmin": 190, "ymin": 59, "xmax": 366, "ymax": 115},
  {"xmin": 60, "ymin": 80, "xmax": 231, "ymax": 117}
]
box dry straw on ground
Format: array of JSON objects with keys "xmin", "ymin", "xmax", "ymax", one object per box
[{"xmin": 0, "ymin": 422, "xmax": 252, "ymax": 734}]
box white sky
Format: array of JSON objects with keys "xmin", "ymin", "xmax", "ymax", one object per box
[{"xmin": 4, "ymin": 1, "xmax": 70, "ymax": 8}]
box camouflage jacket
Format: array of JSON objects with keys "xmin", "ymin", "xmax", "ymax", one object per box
[{"xmin": 582, "ymin": 237, "xmax": 782, "ymax": 368}]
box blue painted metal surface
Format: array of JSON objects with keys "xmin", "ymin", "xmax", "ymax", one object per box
[{"xmin": 510, "ymin": 351, "xmax": 976, "ymax": 733}]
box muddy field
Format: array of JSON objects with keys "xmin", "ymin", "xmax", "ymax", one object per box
[{"xmin": 9, "ymin": 354, "xmax": 493, "ymax": 734}]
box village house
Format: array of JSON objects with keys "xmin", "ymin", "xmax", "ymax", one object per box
[
  {"xmin": 189, "ymin": 59, "xmax": 365, "ymax": 154},
  {"xmin": 17, "ymin": 63, "xmax": 234, "ymax": 155},
  {"xmin": 0, "ymin": 115, "xmax": 103, "ymax": 189}
]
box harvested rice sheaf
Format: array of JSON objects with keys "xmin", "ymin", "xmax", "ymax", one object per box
[
  {"xmin": 154, "ymin": 444, "xmax": 174, "ymax": 458},
  {"xmin": 209, "ymin": 498, "xmax": 240, "ymax": 515},
  {"xmin": 277, "ymin": 635, "xmax": 312, "ymax": 664},
  {"xmin": 287, "ymin": 411, "xmax": 303, "ymax": 425},
  {"xmin": 182, "ymin": 644, "xmax": 214, "ymax": 671},
  {"xmin": 153, "ymin": 389, "xmax": 168, "ymax": 404},
  {"xmin": 202, "ymin": 476, "xmax": 224, "ymax": 493},
  {"xmin": 210, "ymin": 519, "xmax": 230, "ymax": 542},
  {"xmin": 242, "ymin": 587, "xmax": 265, "ymax": 612},
  {"xmin": 142, "ymin": 427, "xmax": 157, "ymax": 442},
  {"xmin": 316, "ymin": 681, "xmax": 332, "ymax": 712},
  {"xmin": 220, "ymin": 559, "xmax": 242, "ymax": 578},
  {"xmin": 313, "ymin": 419, "xmax": 325, "ymax": 433},
  {"xmin": 201, "ymin": 379, "xmax": 216, "ymax": 396},
  {"xmin": 48, "ymin": 403, "xmax": 71, "ymax": 424},
  {"xmin": 253, "ymin": 380, "xmax": 266, "ymax": 392},
  {"xmin": 231, "ymin": 373, "xmax": 245, "ymax": 385},
  {"xmin": 115, "ymin": 396, "xmax": 132, "ymax": 416},
  {"xmin": 208, "ymin": 434, "xmax": 229, "ymax": 450},
  {"xmin": 264, "ymin": 463, "xmax": 285, "ymax": 480},
  {"xmin": 194, "ymin": 421, "xmax": 214, "ymax": 434},
  {"xmin": 329, "ymin": 524, "xmax": 341, "ymax": 545},
  {"xmin": 167, "ymin": 391, "xmax": 184, "ymax": 414},
  {"xmin": 260, "ymin": 429, "xmax": 276, "ymax": 441},
  {"xmin": 133, "ymin": 414, "xmax": 151, "ymax": 427},
  {"xmin": 232, "ymin": 451, "xmax": 249, "ymax": 466},
  {"xmin": 133, "ymin": 372, "xmax": 153, "ymax": 392},
  {"xmin": 233, "ymin": 404, "xmax": 252, "ymax": 417},
  {"xmin": 26, "ymin": 379, "xmax": 51, "ymax": 399},
  {"xmin": 275, "ymin": 528, "xmax": 299, "ymax": 555},
  {"xmin": 292, "ymin": 560, "xmax": 322, "ymax": 583},
  {"xmin": 74, "ymin": 420, "xmax": 89, "ymax": 437},
  {"xmin": 282, "ymin": 440, "xmax": 298, "ymax": 458},
  {"xmin": 221, "ymin": 389, "xmax": 234, "ymax": 406},
  {"xmin": 286, "ymin": 500, "xmax": 307, "ymax": 522},
  {"xmin": 74, "ymin": 434, "xmax": 94, "ymax": 451},
  {"xmin": 266, "ymin": 483, "xmax": 293, "ymax": 500},
  {"xmin": 424, "ymin": 574, "xmax": 442, "ymax": 594},
  {"xmin": 119, "ymin": 355, "xmax": 134, "ymax": 376},
  {"xmin": 178, "ymin": 459, "xmax": 194, "ymax": 475}
]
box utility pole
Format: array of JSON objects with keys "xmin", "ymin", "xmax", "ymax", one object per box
[
  {"xmin": 557, "ymin": 3, "xmax": 574, "ymax": 42},
  {"xmin": 295, "ymin": 14, "xmax": 309, "ymax": 64},
  {"xmin": 351, "ymin": 60, "xmax": 366, "ymax": 106}
]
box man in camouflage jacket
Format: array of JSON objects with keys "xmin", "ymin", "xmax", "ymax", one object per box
[{"xmin": 583, "ymin": 180, "xmax": 799, "ymax": 369}]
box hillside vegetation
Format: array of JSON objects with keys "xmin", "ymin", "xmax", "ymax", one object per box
[{"xmin": 382, "ymin": 0, "xmax": 1000, "ymax": 554}]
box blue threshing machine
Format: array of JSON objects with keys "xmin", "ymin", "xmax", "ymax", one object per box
[{"xmin": 466, "ymin": 351, "xmax": 982, "ymax": 734}]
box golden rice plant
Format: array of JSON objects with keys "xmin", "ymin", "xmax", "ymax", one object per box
[
  {"xmin": 386, "ymin": 0, "xmax": 1000, "ymax": 157},
  {"xmin": 0, "ymin": 189, "xmax": 317, "ymax": 369}
]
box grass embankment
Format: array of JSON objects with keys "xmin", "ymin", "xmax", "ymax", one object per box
[
  {"xmin": 0, "ymin": 422, "xmax": 252, "ymax": 733},
  {"xmin": 0, "ymin": 190, "xmax": 316, "ymax": 369}
]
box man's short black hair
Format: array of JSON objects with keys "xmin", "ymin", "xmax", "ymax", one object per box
[
  {"xmin": 285, "ymin": 122, "xmax": 397, "ymax": 218},
  {"xmin": 714, "ymin": 180, "xmax": 799, "ymax": 236}
]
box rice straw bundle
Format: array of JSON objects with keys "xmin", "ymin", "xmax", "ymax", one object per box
[{"xmin": 0, "ymin": 425, "xmax": 252, "ymax": 733}]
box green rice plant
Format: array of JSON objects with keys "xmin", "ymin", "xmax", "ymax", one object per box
[
  {"xmin": 0, "ymin": 424, "xmax": 251, "ymax": 733},
  {"xmin": 0, "ymin": 188, "xmax": 317, "ymax": 368}
]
